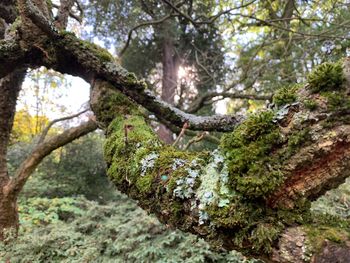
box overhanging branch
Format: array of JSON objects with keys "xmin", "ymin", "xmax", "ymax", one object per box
[{"xmin": 19, "ymin": 0, "xmax": 245, "ymax": 132}]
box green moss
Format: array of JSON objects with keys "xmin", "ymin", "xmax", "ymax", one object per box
[
  {"xmin": 286, "ymin": 128, "xmax": 311, "ymax": 157},
  {"xmin": 206, "ymin": 202, "xmax": 253, "ymax": 228},
  {"xmin": 154, "ymin": 147, "xmax": 205, "ymax": 193},
  {"xmin": 321, "ymin": 91, "xmax": 350, "ymax": 111},
  {"xmin": 104, "ymin": 109, "xmax": 160, "ymax": 186},
  {"xmin": 303, "ymin": 99, "xmax": 318, "ymax": 111},
  {"xmin": 250, "ymin": 223, "xmax": 281, "ymax": 254},
  {"xmin": 221, "ymin": 111, "xmax": 284, "ymax": 198},
  {"xmin": 60, "ymin": 31, "xmax": 114, "ymax": 63},
  {"xmin": 100, "ymin": 73, "xmax": 343, "ymax": 255},
  {"xmin": 94, "ymin": 88, "xmax": 140, "ymax": 126},
  {"xmin": 307, "ymin": 61, "xmax": 345, "ymax": 93},
  {"xmin": 136, "ymin": 175, "xmax": 154, "ymax": 193},
  {"xmin": 304, "ymin": 225, "xmax": 348, "ymax": 253},
  {"xmin": 273, "ymin": 84, "xmax": 300, "ymax": 107}
]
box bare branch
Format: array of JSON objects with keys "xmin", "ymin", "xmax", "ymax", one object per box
[
  {"xmin": 183, "ymin": 131, "xmax": 207, "ymax": 150},
  {"xmin": 4, "ymin": 119, "xmax": 98, "ymax": 197},
  {"xmin": 119, "ymin": 14, "xmax": 175, "ymax": 57},
  {"xmin": 37, "ymin": 109, "xmax": 88, "ymax": 145},
  {"xmin": 172, "ymin": 121, "xmax": 188, "ymax": 146},
  {"xmin": 52, "ymin": 3, "xmax": 82, "ymax": 24}
]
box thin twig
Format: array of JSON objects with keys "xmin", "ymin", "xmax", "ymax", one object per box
[
  {"xmin": 37, "ymin": 109, "xmax": 88, "ymax": 145},
  {"xmin": 184, "ymin": 132, "xmax": 208, "ymax": 150},
  {"xmin": 172, "ymin": 121, "xmax": 188, "ymax": 147}
]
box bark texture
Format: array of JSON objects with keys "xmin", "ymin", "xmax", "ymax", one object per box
[
  {"xmin": 158, "ymin": 36, "xmax": 179, "ymax": 144},
  {"xmin": 0, "ymin": 70, "xmax": 26, "ymax": 240}
]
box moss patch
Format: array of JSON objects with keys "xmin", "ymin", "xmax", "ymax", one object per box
[
  {"xmin": 221, "ymin": 111, "xmax": 284, "ymax": 198},
  {"xmin": 59, "ymin": 31, "xmax": 115, "ymax": 63},
  {"xmin": 307, "ymin": 61, "xmax": 345, "ymax": 93},
  {"xmin": 303, "ymin": 99, "xmax": 318, "ymax": 111},
  {"xmin": 273, "ymin": 84, "xmax": 300, "ymax": 107}
]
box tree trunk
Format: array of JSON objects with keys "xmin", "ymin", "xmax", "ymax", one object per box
[
  {"xmin": 158, "ymin": 29, "xmax": 179, "ymax": 144},
  {"xmin": 0, "ymin": 192, "xmax": 18, "ymax": 240},
  {"xmin": 0, "ymin": 70, "xmax": 26, "ymax": 239}
]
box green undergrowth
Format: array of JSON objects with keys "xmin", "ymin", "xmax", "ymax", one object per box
[{"xmin": 1, "ymin": 195, "xmax": 257, "ymax": 263}]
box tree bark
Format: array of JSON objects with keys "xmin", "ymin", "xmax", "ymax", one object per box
[
  {"xmin": 158, "ymin": 27, "xmax": 180, "ymax": 144},
  {"xmin": 0, "ymin": 69, "xmax": 26, "ymax": 240}
]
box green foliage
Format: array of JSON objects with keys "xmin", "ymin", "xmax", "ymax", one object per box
[
  {"xmin": 1, "ymin": 195, "xmax": 257, "ymax": 263},
  {"xmin": 250, "ymin": 224, "xmax": 281, "ymax": 254},
  {"xmin": 312, "ymin": 178, "xmax": 350, "ymax": 219},
  {"xmin": 19, "ymin": 197, "xmax": 84, "ymax": 226},
  {"xmin": 8, "ymin": 133, "xmax": 114, "ymax": 202},
  {"xmin": 307, "ymin": 61, "xmax": 345, "ymax": 93}
]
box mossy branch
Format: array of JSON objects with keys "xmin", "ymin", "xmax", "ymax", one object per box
[{"xmin": 91, "ymin": 70, "xmax": 350, "ymax": 260}]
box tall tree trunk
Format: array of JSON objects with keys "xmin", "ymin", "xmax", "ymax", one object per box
[
  {"xmin": 158, "ymin": 36, "xmax": 179, "ymax": 144},
  {"xmin": 0, "ymin": 69, "xmax": 26, "ymax": 240}
]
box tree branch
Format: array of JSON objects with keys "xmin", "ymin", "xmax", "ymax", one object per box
[
  {"xmin": 52, "ymin": 1, "xmax": 82, "ymax": 26},
  {"xmin": 4, "ymin": 119, "xmax": 98, "ymax": 197},
  {"xmin": 36, "ymin": 109, "xmax": 88, "ymax": 145},
  {"xmin": 119, "ymin": 14, "xmax": 175, "ymax": 57},
  {"xmin": 0, "ymin": 39, "xmax": 26, "ymax": 78},
  {"xmin": 18, "ymin": 0, "xmax": 244, "ymax": 132},
  {"xmin": 0, "ymin": 69, "xmax": 26, "ymax": 187}
]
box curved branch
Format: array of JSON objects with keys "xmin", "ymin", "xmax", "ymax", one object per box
[
  {"xmin": 37, "ymin": 109, "xmax": 88, "ymax": 145},
  {"xmin": 119, "ymin": 14, "xmax": 175, "ymax": 57},
  {"xmin": 19, "ymin": 0, "xmax": 243, "ymax": 132},
  {"xmin": 4, "ymin": 119, "xmax": 98, "ymax": 197}
]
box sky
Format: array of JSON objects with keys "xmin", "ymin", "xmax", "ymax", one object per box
[{"xmin": 18, "ymin": 72, "xmax": 91, "ymax": 120}]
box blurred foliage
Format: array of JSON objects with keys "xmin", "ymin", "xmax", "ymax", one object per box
[
  {"xmin": 8, "ymin": 132, "xmax": 115, "ymax": 202},
  {"xmin": 84, "ymin": 0, "xmax": 350, "ymax": 111},
  {"xmin": 0, "ymin": 195, "xmax": 260, "ymax": 263},
  {"xmin": 11, "ymin": 109, "xmax": 50, "ymax": 144},
  {"xmin": 312, "ymin": 178, "xmax": 350, "ymax": 220},
  {"xmin": 83, "ymin": 0, "xmax": 226, "ymax": 114}
]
